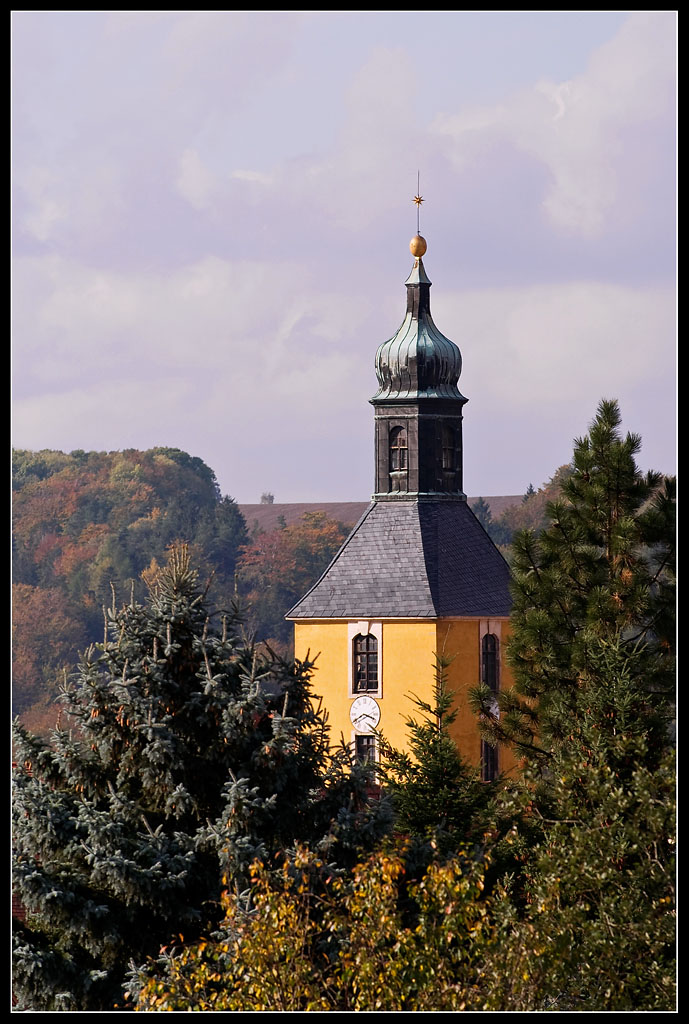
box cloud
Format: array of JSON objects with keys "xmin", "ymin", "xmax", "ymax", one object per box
[
  {"xmin": 19, "ymin": 168, "xmax": 68, "ymax": 242},
  {"xmin": 11, "ymin": 13, "xmax": 675, "ymax": 502},
  {"xmin": 12, "ymin": 252, "xmax": 368, "ymax": 412},
  {"xmin": 439, "ymin": 279, "xmax": 675, "ymax": 493},
  {"xmin": 13, "ymin": 247, "xmax": 674, "ymax": 500},
  {"xmin": 437, "ymin": 280, "xmax": 675, "ymax": 408},
  {"xmin": 176, "ymin": 149, "xmax": 217, "ymax": 210},
  {"xmin": 432, "ymin": 13, "xmax": 675, "ymax": 236},
  {"xmin": 249, "ymin": 46, "xmax": 423, "ymax": 234},
  {"xmin": 12, "ymin": 12, "xmax": 303, "ymax": 258}
]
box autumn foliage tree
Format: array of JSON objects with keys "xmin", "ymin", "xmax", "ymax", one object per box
[
  {"xmin": 12, "ymin": 584, "xmax": 88, "ymax": 718},
  {"xmin": 12, "ymin": 448, "xmax": 247, "ymax": 720},
  {"xmin": 133, "ymin": 841, "xmax": 494, "ymax": 1012},
  {"xmin": 237, "ymin": 511, "xmax": 349, "ymax": 648},
  {"xmin": 470, "ymin": 467, "xmax": 572, "ymax": 552}
]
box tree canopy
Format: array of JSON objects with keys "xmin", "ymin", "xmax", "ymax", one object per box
[
  {"xmin": 236, "ymin": 510, "xmax": 350, "ymax": 648},
  {"xmin": 12, "ymin": 448, "xmax": 247, "ymax": 721},
  {"xmin": 12, "ymin": 400, "xmax": 675, "ymax": 1012},
  {"xmin": 469, "ymin": 398, "xmax": 676, "ymax": 1009},
  {"xmin": 472, "ymin": 399, "xmax": 675, "ymax": 761},
  {"xmin": 12, "ymin": 547, "xmax": 391, "ymax": 1011}
]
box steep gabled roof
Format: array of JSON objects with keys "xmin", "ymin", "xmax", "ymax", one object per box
[{"xmin": 286, "ymin": 499, "xmax": 512, "ymax": 620}]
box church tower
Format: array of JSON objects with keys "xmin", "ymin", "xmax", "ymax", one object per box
[
  {"xmin": 372, "ymin": 232, "xmax": 467, "ymax": 502},
  {"xmin": 287, "ymin": 230, "xmax": 516, "ymax": 779}
]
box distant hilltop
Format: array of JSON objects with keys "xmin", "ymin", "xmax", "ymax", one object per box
[{"xmin": 239, "ymin": 497, "xmax": 522, "ymax": 535}]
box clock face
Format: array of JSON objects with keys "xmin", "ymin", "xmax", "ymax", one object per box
[{"xmin": 349, "ymin": 695, "xmax": 380, "ymax": 733}]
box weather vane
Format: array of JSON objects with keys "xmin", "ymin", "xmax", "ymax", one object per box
[{"xmin": 412, "ymin": 170, "xmax": 424, "ymax": 234}]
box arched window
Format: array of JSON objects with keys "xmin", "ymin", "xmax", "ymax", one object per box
[
  {"xmin": 482, "ymin": 634, "xmax": 498, "ymax": 694},
  {"xmin": 353, "ymin": 634, "xmax": 378, "ymax": 693},
  {"xmin": 389, "ymin": 426, "xmax": 408, "ymax": 472}
]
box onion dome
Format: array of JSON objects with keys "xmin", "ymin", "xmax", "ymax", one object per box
[{"xmin": 372, "ymin": 236, "xmax": 466, "ymax": 402}]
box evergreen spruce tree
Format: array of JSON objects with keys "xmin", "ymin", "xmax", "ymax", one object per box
[
  {"xmin": 471, "ymin": 496, "xmax": 512, "ymax": 548},
  {"xmin": 379, "ymin": 657, "xmax": 496, "ymax": 855},
  {"xmin": 480, "ymin": 637, "xmax": 675, "ymax": 1010},
  {"xmin": 473, "ymin": 398, "xmax": 675, "ymax": 760},
  {"xmin": 470, "ymin": 496, "xmax": 493, "ymax": 532},
  {"xmin": 12, "ymin": 547, "xmax": 390, "ymax": 1011},
  {"xmin": 470, "ymin": 399, "xmax": 676, "ymax": 1009}
]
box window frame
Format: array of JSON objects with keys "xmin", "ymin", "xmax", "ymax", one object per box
[
  {"xmin": 352, "ymin": 633, "xmax": 379, "ymax": 693},
  {"xmin": 481, "ymin": 633, "xmax": 499, "ymax": 694},
  {"xmin": 389, "ymin": 425, "xmax": 408, "ymax": 472},
  {"xmin": 348, "ymin": 621, "xmax": 382, "ymax": 698},
  {"xmin": 354, "ymin": 733, "xmax": 377, "ymax": 764},
  {"xmin": 441, "ymin": 424, "xmax": 456, "ymax": 472}
]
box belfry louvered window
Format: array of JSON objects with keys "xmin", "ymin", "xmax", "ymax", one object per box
[
  {"xmin": 389, "ymin": 426, "xmax": 408, "ymax": 471},
  {"xmin": 353, "ymin": 634, "xmax": 378, "ymax": 693},
  {"xmin": 441, "ymin": 425, "xmax": 456, "ymax": 471}
]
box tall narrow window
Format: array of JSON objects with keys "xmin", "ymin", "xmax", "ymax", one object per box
[
  {"xmin": 441, "ymin": 425, "xmax": 456, "ymax": 471},
  {"xmin": 389, "ymin": 426, "xmax": 408, "ymax": 471},
  {"xmin": 482, "ymin": 634, "xmax": 498, "ymax": 694},
  {"xmin": 439, "ymin": 424, "xmax": 459, "ymax": 492},
  {"xmin": 389, "ymin": 426, "xmax": 408, "ymax": 493},
  {"xmin": 353, "ymin": 634, "xmax": 378, "ymax": 693},
  {"xmin": 481, "ymin": 740, "xmax": 498, "ymax": 782},
  {"xmin": 481, "ymin": 634, "xmax": 499, "ymax": 780}
]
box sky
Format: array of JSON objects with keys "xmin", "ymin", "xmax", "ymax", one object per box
[{"xmin": 12, "ymin": 11, "xmax": 676, "ymax": 503}]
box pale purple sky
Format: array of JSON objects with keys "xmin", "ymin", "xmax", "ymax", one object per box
[{"xmin": 12, "ymin": 11, "xmax": 676, "ymax": 503}]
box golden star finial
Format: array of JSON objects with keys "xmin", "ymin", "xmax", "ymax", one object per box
[{"xmin": 413, "ymin": 172, "xmax": 424, "ymax": 234}]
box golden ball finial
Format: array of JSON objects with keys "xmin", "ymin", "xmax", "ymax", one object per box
[{"xmin": 410, "ymin": 234, "xmax": 427, "ymax": 258}]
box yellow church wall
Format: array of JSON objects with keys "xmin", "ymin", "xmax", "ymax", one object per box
[
  {"xmin": 294, "ymin": 618, "xmax": 517, "ymax": 778},
  {"xmin": 294, "ymin": 620, "xmax": 437, "ymax": 753},
  {"xmin": 378, "ymin": 621, "xmax": 438, "ymax": 751},
  {"xmin": 294, "ymin": 621, "xmax": 351, "ymax": 747},
  {"xmin": 436, "ymin": 619, "xmax": 518, "ymax": 777},
  {"xmin": 436, "ymin": 619, "xmax": 480, "ymax": 762}
]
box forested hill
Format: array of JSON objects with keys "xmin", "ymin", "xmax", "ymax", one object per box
[
  {"xmin": 12, "ymin": 448, "xmax": 247, "ymax": 725},
  {"xmin": 12, "ymin": 447, "xmax": 565, "ymax": 731}
]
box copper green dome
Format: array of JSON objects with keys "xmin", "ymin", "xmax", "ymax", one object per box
[{"xmin": 372, "ymin": 248, "xmax": 466, "ymax": 403}]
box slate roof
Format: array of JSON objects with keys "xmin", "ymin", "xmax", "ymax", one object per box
[{"xmin": 286, "ymin": 499, "xmax": 512, "ymax": 620}]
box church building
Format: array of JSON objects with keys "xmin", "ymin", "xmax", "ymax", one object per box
[{"xmin": 287, "ymin": 231, "xmax": 516, "ymax": 780}]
